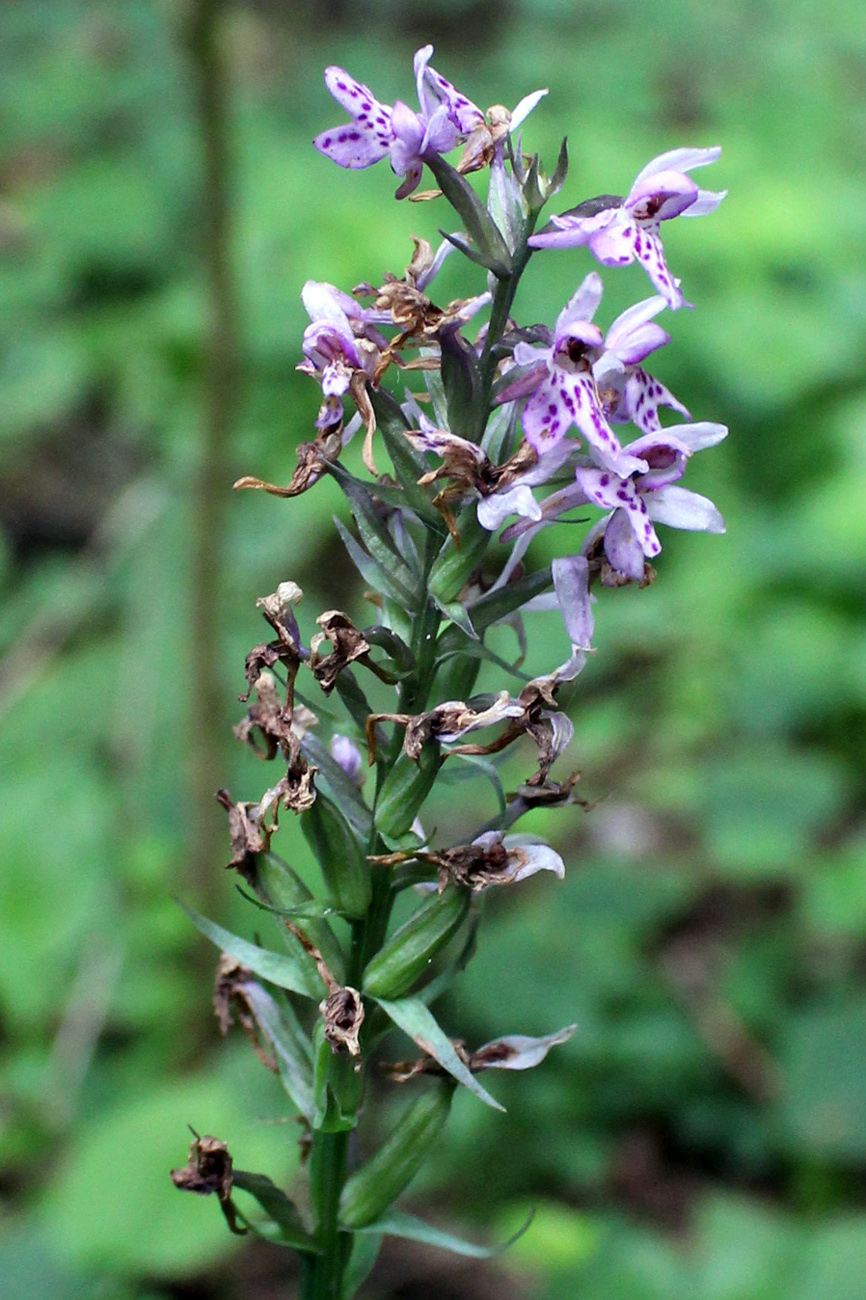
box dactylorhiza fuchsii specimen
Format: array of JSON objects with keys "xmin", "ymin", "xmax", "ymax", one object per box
[{"xmin": 172, "ymin": 44, "xmax": 728, "ymax": 1298}]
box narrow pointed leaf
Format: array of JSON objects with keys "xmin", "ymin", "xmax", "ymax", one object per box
[
  {"xmin": 242, "ymin": 982, "xmax": 315, "ymax": 1122},
  {"xmin": 342, "ymin": 1231, "xmax": 383, "ymax": 1298},
  {"xmin": 232, "ymin": 1171, "xmax": 318, "ymax": 1252},
  {"xmin": 178, "ymin": 903, "xmax": 325, "ymax": 999},
  {"xmin": 547, "ymin": 136, "xmax": 569, "ymax": 199},
  {"xmin": 374, "ymin": 995, "xmax": 505, "ymax": 1110},
  {"xmin": 328, "ymin": 463, "xmax": 419, "ymax": 597},
  {"xmin": 352, "ymin": 1209, "xmax": 534, "ymax": 1259},
  {"xmin": 440, "ymin": 228, "xmax": 509, "ymax": 277},
  {"xmin": 434, "ymin": 597, "xmax": 478, "ymax": 640},
  {"xmin": 370, "ymin": 389, "xmax": 440, "ymax": 522},
  {"xmin": 334, "ymin": 517, "xmax": 416, "ymax": 607},
  {"xmin": 468, "ymin": 564, "xmax": 553, "ymax": 632},
  {"xmin": 425, "ymin": 152, "xmax": 512, "ymax": 275}
]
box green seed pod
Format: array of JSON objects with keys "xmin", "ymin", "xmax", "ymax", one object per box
[
  {"xmin": 374, "ymin": 744, "xmax": 440, "ymax": 840},
  {"xmin": 362, "ymin": 886, "xmax": 470, "ymax": 999},
  {"xmin": 427, "ymin": 513, "xmax": 489, "ymax": 606},
  {"xmin": 256, "ymin": 852, "xmax": 345, "ymax": 982},
  {"xmin": 302, "ymin": 794, "xmax": 372, "ymax": 920},
  {"xmin": 339, "ymin": 1083, "xmax": 453, "ymax": 1228}
]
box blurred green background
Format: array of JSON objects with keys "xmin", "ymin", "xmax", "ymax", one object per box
[{"xmin": 2, "ymin": 1, "xmax": 865, "ymax": 1297}]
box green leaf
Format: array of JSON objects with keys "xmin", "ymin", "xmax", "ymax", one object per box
[
  {"xmin": 342, "ymin": 1230, "xmax": 383, "ymax": 1298},
  {"xmin": 232, "ymin": 1172, "xmax": 317, "ymax": 1253},
  {"xmin": 434, "ymin": 597, "xmax": 478, "ymax": 640},
  {"xmin": 178, "ymin": 903, "xmax": 325, "ymax": 1000},
  {"xmin": 370, "ymin": 388, "xmax": 440, "ymax": 522},
  {"xmin": 327, "ymin": 463, "xmax": 419, "ymax": 597},
  {"xmin": 424, "ymin": 153, "xmax": 512, "ymax": 276},
  {"xmin": 468, "ymin": 565, "xmax": 553, "ymax": 633},
  {"xmin": 353, "ymin": 1209, "xmax": 534, "ymax": 1259},
  {"xmin": 333, "ymin": 518, "xmax": 417, "ymax": 608},
  {"xmin": 242, "ymin": 982, "xmax": 314, "ymax": 1122},
  {"xmin": 374, "ymin": 995, "xmax": 505, "ymax": 1111}
]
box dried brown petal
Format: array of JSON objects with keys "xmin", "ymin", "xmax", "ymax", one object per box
[
  {"xmin": 171, "ymin": 1134, "xmax": 233, "ymax": 1201},
  {"xmin": 216, "ymin": 787, "xmax": 271, "ymax": 880},
  {"xmin": 320, "ymin": 986, "xmax": 365, "ymax": 1059},
  {"xmin": 212, "ymin": 955, "xmax": 277, "ymax": 1070},
  {"xmin": 234, "ymin": 428, "xmax": 343, "ymax": 500},
  {"xmin": 309, "ymin": 611, "xmax": 371, "ymax": 695}
]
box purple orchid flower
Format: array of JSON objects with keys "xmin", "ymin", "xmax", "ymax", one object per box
[
  {"xmin": 593, "ymin": 295, "xmax": 690, "ymax": 434},
  {"xmin": 529, "ymin": 147, "xmax": 726, "ymax": 310},
  {"xmin": 298, "ymin": 281, "xmax": 383, "ymax": 428},
  {"xmin": 574, "ymin": 422, "xmax": 728, "ymax": 580},
  {"xmin": 314, "ymin": 46, "xmax": 483, "ymax": 199},
  {"xmin": 497, "ymin": 273, "xmax": 650, "ymax": 477}
]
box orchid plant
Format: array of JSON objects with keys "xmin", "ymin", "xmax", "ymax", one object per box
[{"xmin": 171, "ymin": 44, "xmax": 727, "ymax": 1300}]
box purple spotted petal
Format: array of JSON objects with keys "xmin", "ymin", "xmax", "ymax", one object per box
[
  {"xmin": 631, "ymin": 224, "xmax": 684, "ymax": 309},
  {"xmin": 417, "ymin": 45, "xmax": 484, "ymax": 135},
  {"xmin": 575, "ymin": 468, "xmax": 661, "ymax": 557},
  {"xmin": 603, "ymin": 508, "xmax": 646, "ymax": 580},
  {"xmin": 566, "ymin": 374, "xmax": 649, "ymax": 476},
  {"xmin": 621, "ymin": 368, "xmax": 691, "ymax": 433},
  {"xmin": 587, "ymin": 210, "xmax": 637, "ymax": 267},
  {"xmin": 646, "ymin": 485, "xmax": 725, "ymax": 532},
  {"xmin": 323, "ymin": 66, "xmax": 391, "ymax": 122},
  {"xmin": 522, "ymin": 380, "xmax": 572, "ymax": 452},
  {"xmin": 314, "ymin": 122, "xmax": 392, "ymax": 169}
]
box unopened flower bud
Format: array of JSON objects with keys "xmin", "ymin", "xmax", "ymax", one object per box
[{"xmin": 329, "ymin": 734, "xmax": 365, "ymax": 787}]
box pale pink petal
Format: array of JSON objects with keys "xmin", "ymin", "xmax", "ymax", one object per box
[
  {"xmin": 646, "ymin": 485, "xmax": 725, "ymax": 532},
  {"xmin": 632, "ymin": 146, "xmax": 722, "ymax": 186},
  {"xmin": 472, "ymin": 1023, "xmax": 577, "ymax": 1071},
  {"xmin": 555, "ymin": 271, "xmax": 604, "ymax": 334},
  {"xmin": 603, "ymin": 508, "xmax": 646, "ymax": 579}
]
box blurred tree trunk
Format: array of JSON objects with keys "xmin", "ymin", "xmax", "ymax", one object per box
[{"xmin": 184, "ymin": 0, "xmax": 240, "ymax": 913}]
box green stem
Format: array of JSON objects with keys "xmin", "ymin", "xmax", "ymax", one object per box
[{"xmin": 306, "ymin": 1130, "xmax": 352, "ymax": 1300}]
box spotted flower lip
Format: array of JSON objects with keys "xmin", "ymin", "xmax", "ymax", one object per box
[
  {"xmin": 575, "ymin": 422, "xmax": 728, "ymax": 580},
  {"xmin": 528, "ymin": 147, "xmax": 726, "ymax": 310},
  {"xmin": 497, "ymin": 273, "xmax": 650, "ymax": 477},
  {"xmin": 593, "ymin": 295, "xmax": 691, "ymax": 434}
]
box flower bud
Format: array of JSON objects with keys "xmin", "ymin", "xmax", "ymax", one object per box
[
  {"xmin": 362, "ymin": 885, "xmax": 469, "ymax": 999},
  {"xmin": 328, "ymin": 734, "xmax": 366, "ymax": 787},
  {"xmin": 338, "ymin": 1083, "xmax": 453, "ymax": 1228},
  {"xmin": 374, "ymin": 744, "xmax": 440, "ymax": 840}
]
